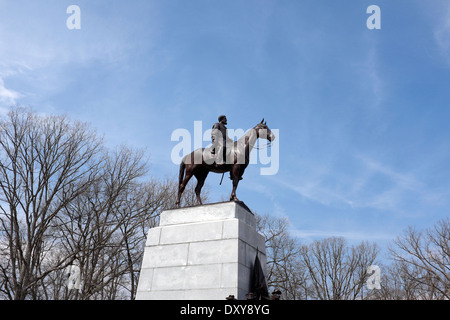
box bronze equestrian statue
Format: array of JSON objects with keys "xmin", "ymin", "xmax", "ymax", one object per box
[{"xmin": 175, "ymin": 118, "xmax": 275, "ymax": 208}]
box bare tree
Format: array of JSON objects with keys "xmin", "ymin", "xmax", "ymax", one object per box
[
  {"xmin": 300, "ymin": 237, "xmax": 378, "ymax": 300},
  {"xmin": 0, "ymin": 107, "xmax": 213, "ymax": 300},
  {"xmin": 46, "ymin": 146, "xmax": 150, "ymax": 300},
  {"xmin": 387, "ymin": 218, "xmax": 450, "ymax": 300},
  {"xmin": 368, "ymin": 261, "xmax": 427, "ymax": 300},
  {"xmin": 0, "ymin": 107, "xmax": 102, "ymax": 300},
  {"xmin": 256, "ymin": 214, "xmax": 308, "ymax": 300}
]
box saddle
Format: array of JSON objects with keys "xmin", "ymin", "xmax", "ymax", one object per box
[{"xmin": 203, "ymin": 146, "xmax": 234, "ymax": 165}]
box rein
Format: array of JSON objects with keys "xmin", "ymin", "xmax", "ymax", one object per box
[{"xmin": 254, "ymin": 142, "xmax": 272, "ymax": 150}]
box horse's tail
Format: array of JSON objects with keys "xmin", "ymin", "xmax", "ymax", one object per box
[{"xmin": 178, "ymin": 157, "xmax": 186, "ymax": 187}]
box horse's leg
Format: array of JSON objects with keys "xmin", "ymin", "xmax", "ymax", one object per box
[
  {"xmin": 177, "ymin": 166, "xmax": 194, "ymax": 207},
  {"xmin": 194, "ymin": 169, "xmax": 209, "ymax": 205},
  {"xmin": 229, "ymin": 165, "xmax": 241, "ymax": 201}
]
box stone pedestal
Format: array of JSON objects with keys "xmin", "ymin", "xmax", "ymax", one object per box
[{"xmin": 135, "ymin": 201, "xmax": 266, "ymax": 300}]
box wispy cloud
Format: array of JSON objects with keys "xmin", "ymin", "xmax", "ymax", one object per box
[
  {"xmin": 277, "ymin": 154, "xmax": 444, "ymax": 215},
  {"xmin": 290, "ymin": 228, "xmax": 394, "ymax": 243},
  {"xmin": 361, "ymin": 45, "xmax": 384, "ymax": 110},
  {"xmin": 352, "ymin": 156, "xmax": 414, "ymax": 212},
  {"xmin": 0, "ymin": 1, "xmax": 160, "ymax": 112},
  {"xmin": 434, "ymin": 4, "xmax": 450, "ymax": 65},
  {"xmin": 276, "ymin": 173, "xmax": 354, "ymax": 208},
  {"xmin": 0, "ymin": 78, "xmax": 20, "ymax": 105}
]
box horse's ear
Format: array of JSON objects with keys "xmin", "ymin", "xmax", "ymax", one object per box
[
  {"xmin": 260, "ymin": 118, "xmax": 264, "ymax": 124},
  {"xmin": 264, "ymin": 121, "xmax": 267, "ymax": 125}
]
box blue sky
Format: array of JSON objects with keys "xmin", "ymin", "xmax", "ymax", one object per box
[{"xmin": 1, "ymin": 0, "xmax": 450, "ymax": 256}]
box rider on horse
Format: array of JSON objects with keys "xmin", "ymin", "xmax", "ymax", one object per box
[{"xmin": 211, "ymin": 115, "xmax": 233, "ymax": 165}]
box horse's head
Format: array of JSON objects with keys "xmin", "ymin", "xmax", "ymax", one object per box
[{"xmin": 254, "ymin": 118, "xmax": 275, "ymax": 142}]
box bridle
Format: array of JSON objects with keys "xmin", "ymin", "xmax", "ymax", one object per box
[{"xmin": 254, "ymin": 127, "xmax": 273, "ymax": 150}]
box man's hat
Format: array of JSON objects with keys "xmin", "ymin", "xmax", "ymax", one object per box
[{"xmin": 218, "ymin": 115, "xmax": 227, "ymax": 122}]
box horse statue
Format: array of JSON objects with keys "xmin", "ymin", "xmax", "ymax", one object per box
[{"xmin": 175, "ymin": 118, "xmax": 275, "ymax": 208}]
